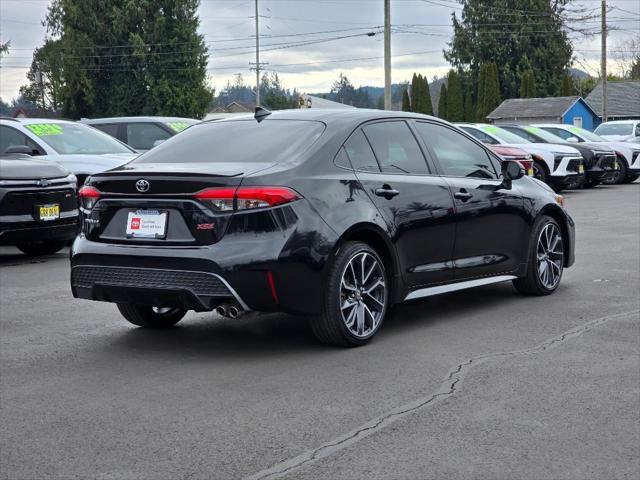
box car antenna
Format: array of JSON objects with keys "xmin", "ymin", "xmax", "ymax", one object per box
[{"xmin": 254, "ymin": 106, "xmax": 272, "ymax": 123}]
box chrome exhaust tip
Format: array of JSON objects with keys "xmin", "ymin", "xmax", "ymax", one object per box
[
  {"xmin": 228, "ymin": 305, "xmax": 240, "ymax": 319},
  {"xmin": 215, "ymin": 305, "xmax": 227, "ymax": 317}
]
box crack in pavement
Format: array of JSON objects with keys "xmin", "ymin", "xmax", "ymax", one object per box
[{"xmin": 244, "ymin": 309, "xmax": 640, "ymax": 480}]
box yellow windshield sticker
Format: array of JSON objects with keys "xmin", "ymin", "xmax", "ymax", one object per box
[
  {"xmin": 525, "ymin": 126, "xmax": 541, "ymax": 134},
  {"xmin": 25, "ymin": 124, "xmax": 64, "ymax": 136},
  {"xmin": 166, "ymin": 122, "xmax": 190, "ymax": 132}
]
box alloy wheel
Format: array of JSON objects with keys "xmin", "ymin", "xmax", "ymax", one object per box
[
  {"xmin": 537, "ymin": 223, "xmax": 564, "ymax": 289},
  {"xmin": 339, "ymin": 252, "xmax": 386, "ymax": 338}
]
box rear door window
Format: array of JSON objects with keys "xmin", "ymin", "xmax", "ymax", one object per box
[
  {"xmin": 92, "ymin": 123, "xmax": 121, "ymax": 139},
  {"xmin": 362, "ymin": 121, "xmax": 429, "ymax": 174},
  {"xmin": 344, "ymin": 130, "xmax": 380, "ymax": 172},
  {"xmin": 415, "ymin": 122, "xmax": 497, "ymax": 179},
  {"xmin": 126, "ymin": 123, "xmax": 172, "ymax": 150}
]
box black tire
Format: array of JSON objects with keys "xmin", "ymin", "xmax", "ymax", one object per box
[
  {"xmin": 117, "ymin": 304, "xmax": 187, "ymax": 328},
  {"xmin": 513, "ymin": 215, "xmax": 565, "ymax": 296},
  {"xmin": 310, "ymin": 241, "xmax": 389, "ymax": 347},
  {"xmin": 603, "ymin": 157, "xmax": 628, "ymax": 185},
  {"xmin": 532, "ymin": 160, "xmax": 549, "ymax": 185},
  {"xmin": 625, "ymin": 173, "xmax": 639, "ymax": 184},
  {"xmin": 16, "ymin": 241, "xmax": 66, "ymax": 256}
]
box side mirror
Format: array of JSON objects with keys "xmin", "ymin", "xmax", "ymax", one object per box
[
  {"xmin": 566, "ymin": 136, "xmax": 579, "ymax": 143},
  {"xmin": 500, "ymin": 160, "xmax": 525, "ymax": 189},
  {"xmin": 4, "ymin": 145, "xmax": 33, "ymax": 155}
]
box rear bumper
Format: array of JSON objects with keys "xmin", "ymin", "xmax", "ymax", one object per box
[
  {"xmin": 0, "ymin": 219, "xmax": 78, "ymax": 245},
  {"xmin": 71, "ymin": 202, "xmax": 338, "ymax": 314}
]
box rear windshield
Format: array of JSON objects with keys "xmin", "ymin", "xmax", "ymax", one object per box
[{"xmin": 133, "ymin": 119, "xmax": 325, "ymax": 164}]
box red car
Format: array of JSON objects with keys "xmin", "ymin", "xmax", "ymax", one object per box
[{"xmin": 487, "ymin": 144, "xmax": 534, "ymax": 177}]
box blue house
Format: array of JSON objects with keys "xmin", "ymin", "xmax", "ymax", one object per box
[{"xmin": 488, "ymin": 96, "xmax": 600, "ymax": 131}]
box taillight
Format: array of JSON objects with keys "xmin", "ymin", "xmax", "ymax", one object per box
[
  {"xmin": 519, "ymin": 159, "xmax": 533, "ymax": 173},
  {"xmin": 78, "ymin": 185, "xmax": 101, "ymax": 210},
  {"xmin": 194, "ymin": 186, "xmax": 300, "ymax": 212}
]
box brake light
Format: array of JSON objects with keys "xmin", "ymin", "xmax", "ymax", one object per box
[
  {"xmin": 78, "ymin": 185, "xmax": 101, "ymax": 210},
  {"xmin": 194, "ymin": 186, "xmax": 300, "ymax": 212}
]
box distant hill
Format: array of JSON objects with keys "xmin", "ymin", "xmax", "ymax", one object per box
[{"xmin": 569, "ymin": 68, "xmax": 591, "ymax": 79}]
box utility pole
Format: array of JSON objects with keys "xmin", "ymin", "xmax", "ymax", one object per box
[
  {"xmin": 35, "ymin": 66, "xmax": 45, "ymax": 109},
  {"xmin": 384, "ymin": 0, "xmax": 391, "ymax": 110},
  {"xmin": 601, "ymin": 0, "xmax": 607, "ymax": 122},
  {"xmin": 254, "ymin": 0, "xmax": 261, "ymax": 106}
]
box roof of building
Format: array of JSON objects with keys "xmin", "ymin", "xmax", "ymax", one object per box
[
  {"xmin": 487, "ymin": 96, "xmax": 595, "ymax": 120},
  {"xmin": 301, "ymin": 94, "xmax": 356, "ymax": 109},
  {"xmin": 585, "ymin": 81, "xmax": 640, "ymax": 118}
]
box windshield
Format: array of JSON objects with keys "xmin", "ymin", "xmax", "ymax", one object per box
[
  {"xmin": 566, "ymin": 125, "xmax": 606, "ymax": 142},
  {"xmin": 594, "ymin": 123, "xmax": 633, "ymax": 136},
  {"xmin": 524, "ymin": 126, "xmax": 571, "ymax": 143},
  {"xmin": 24, "ymin": 123, "xmax": 133, "ymax": 154},
  {"xmin": 480, "ymin": 125, "xmax": 531, "ymax": 144},
  {"xmin": 163, "ymin": 119, "xmax": 200, "ymax": 133},
  {"xmin": 133, "ymin": 119, "xmax": 325, "ymax": 164}
]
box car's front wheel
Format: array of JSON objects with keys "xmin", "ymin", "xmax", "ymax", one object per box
[
  {"xmin": 310, "ymin": 241, "xmax": 388, "ymax": 347},
  {"xmin": 117, "ymin": 304, "xmax": 187, "ymax": 328},
  {"xmin": 513, "ymin": 215, "xmax": 565, "ymax": 296},
  {"xmin": 603, "ymin": 157, "xmax": 628, "ymax": 185}
]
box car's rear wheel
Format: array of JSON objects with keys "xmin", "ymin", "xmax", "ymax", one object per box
[
  {"xmin": 513, "ymin": 215, "xmax": 564, "ymax": 296},
  {"xmin": 310, "ymin": 241, "xmax": 388, "ymax": 347},
  {"xmin": 117, "ymin": 304, "xmax": 187, "ymax": 328},
  {"xmin": 16, "ymin": 240, "xmax": 66, "ymax": 256}
]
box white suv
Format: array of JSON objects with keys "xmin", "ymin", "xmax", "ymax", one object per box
[
  {"xmin": 536, "ymin": 124, "xmax": 640, "ymax": 184},
  {"xmin": 0, "ymin": 118, "xmax": 138, "ymax": 184},
  {"xmin": 594, "ymin": 120, "xmax": 640, "ymax": 142},
  {"xmin": 456, "ymin": 123, "xmax": 584, "ymax": 190}
]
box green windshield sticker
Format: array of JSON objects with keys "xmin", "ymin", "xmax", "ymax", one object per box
[
  {"xmin": 568, "ymin": 126, "xmax": 582, "ymax": 134},
  {"xmin": 482, "ymin": 126, "xmax": 500, "ymax": 134},
  {"xmin": 25, "ymin": 124, "xmax": 64, "ymax": 136},
  {"xmin": 166, "ymin": 122, "xmax": 190, "ymax": 132},
  {"xmin": 524, "ymin": 126, "xmax": 540, "ymax": 134}
]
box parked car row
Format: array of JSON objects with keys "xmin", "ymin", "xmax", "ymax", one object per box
[{"xmin": 457, "ymin": 122, "xmax": 640, "ymax": 189}]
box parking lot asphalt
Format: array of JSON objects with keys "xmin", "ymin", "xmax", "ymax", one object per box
[{"xmin": 1, "ymin": 184, "xmax": 639, "ymax": 480}]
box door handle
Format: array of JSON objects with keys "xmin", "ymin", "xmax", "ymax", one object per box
[
  {"xmin": 375, "ymin": 186, "xmax": 400, "ymax": 198},
  {"xmin": 453, "ymin": 190, "xmax": 473, "ymax": 201}
]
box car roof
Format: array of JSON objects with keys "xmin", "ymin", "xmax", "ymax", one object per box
[
  {"xmin": 214, "ymin": 108, "xmax": 440, "ymax": 122},
  {"xmin": 79, "ymin": 116, "xmax": 200, "ymax": 124},
  {"xmin": 0, "ymin": 118, "xmax": 78, "ymax": 125}
]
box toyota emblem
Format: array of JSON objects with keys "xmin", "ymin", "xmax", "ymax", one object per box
[{"xmin": 135, "ymin": 179, "xmax": 150, "ymax": 193}]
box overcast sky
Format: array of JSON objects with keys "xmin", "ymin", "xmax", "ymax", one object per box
[{"xmin": 1, "ymin": 0, "xmax": 638, "ymax": 101}]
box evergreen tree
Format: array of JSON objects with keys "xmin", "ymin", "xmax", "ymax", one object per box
[
  {"xmin": 559, "ymin": 74, "xmax": 573, "ymax": 96},
  {"xmin": 410, "ymin": 73, "xmax": 422, "ymax": 112},
  {"xmin": 437, "ymin": 84, "xmax": 448, "ymax": 120},
  {"xmin": 519, "ymin": 70, "xmax": 536, "ymax": 98},
  {"xmin": 377, "ymin": 95, "xmax": 385, "ymax": 110},
  {"xmin": 463, "ymin": 87, "xmax": 474, "ymax": 122},
  {"xmin": 445, "ymin": 0, "xmax": 573, "ymax": 98},
  {"xmin": 475, "ymin": 63, "xmax": 487, "ymax": 121},
  {"xmin": 27, "ymin": 0, "xmax": 212, "ymax": 118},
  {"xmin": 446, "ymin": 70, "xmax": 464, "ymax": 122},
  {"xmin": 478, "ymin": 62, "xmax": 501, "ymax": 121},
  {"xmin": 401, "ymin": 88, "xmax": 411, "ymax": 112},
  {"xmin": 421, "ymin": 75, "xmax": 434, "ymax": 115}
]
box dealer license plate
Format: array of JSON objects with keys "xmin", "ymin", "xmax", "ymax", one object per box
[
  {"xmin": 126, "ymin": 210, "xmax": 168, "ymax": 239},
  {"xmin": 38, "ymin": 204, "xmax": 60, "ymax": 221}
]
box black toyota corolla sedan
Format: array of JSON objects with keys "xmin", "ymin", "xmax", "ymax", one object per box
[
  {"xmin": 71, "ymin": 109, "xmax": 575, "ymax": 346},
  {"xmin": 1, "ymin": 153, "xmax": 79, "ymax": 255}
]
